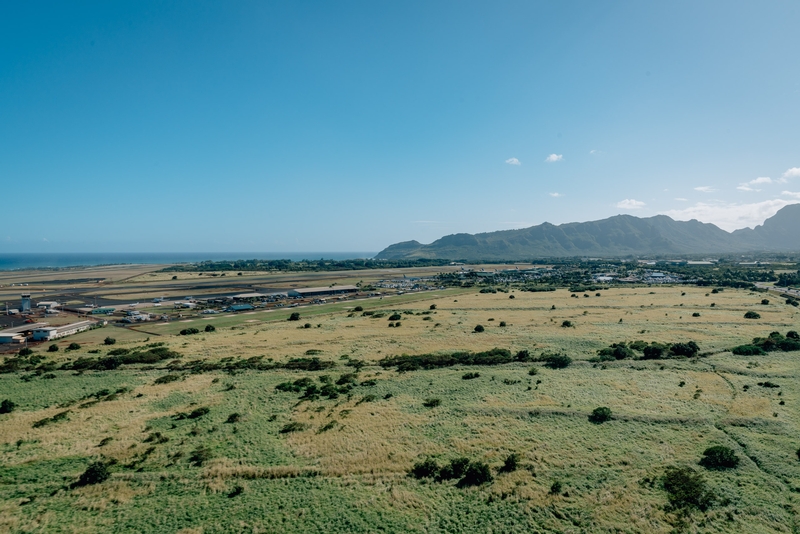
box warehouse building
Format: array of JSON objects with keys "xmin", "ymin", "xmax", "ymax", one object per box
[
  {"xmin": 287, "ymin": 285, "xmax": 359, "ymax": 298},
  {"xmin": 32, "ymin": 320, "xmax": 96, "ymax": 341}
]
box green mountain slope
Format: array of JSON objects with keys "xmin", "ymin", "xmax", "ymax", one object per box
[{"xmin": 375, "ymin": 204, "xmax": 800, "ymax": 260}]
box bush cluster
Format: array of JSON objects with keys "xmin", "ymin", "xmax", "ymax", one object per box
[
  {"xmin": 732, "ymin": 331, "xmax": 800, "ymax": 355},
  {"xmin": 699, "ymin": 446, "xmax": 740, "ymax": 470},
  {"xmin": 379, "ymin": 348, "xmax": 530, "ymax": 371},
  {"xmin": 595, "ymin": 340, "xmax": 700, "ymax": 361},
  {"xmin": 409, "ymin": 457, "xmax": 493, "ymax": 487}
]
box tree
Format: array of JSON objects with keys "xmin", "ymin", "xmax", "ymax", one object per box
[
  {"xmin": 561, "ymin": 320, "xmax": 573, "ymax": 328},
  {"xmin": 204, "ymin": 324, "xmax": 216, "ymax": 332},
  {"xmin": 19, "ymin": 348, "xmax": 33, "ymax": 356},
  {"xmin": 429, "ymin": 304, "xmax": 436, "ymax": 310},
  {"xmin": 457, "ymin": 462, "xmax": 493, "ymax": 487},
  {"xmin": 589, "ymin": 406, "xmax": 612, "ymax": 424},
  {"xmin": 699, "ymin": 446, "xmax": 740, "ymax": 470},
  {"xmin": 474, "ymin": 324, "xmax": 484, "ymax": 333},
  {"xmin": 744, "ymin": 311, "xmax": 761, "ymax": 319},
  {"xmin": 0, "ymin": 399, "xmax": 16, "ymax": 414},
  {"xmin": 544, "ymin": 353, "xmax": 572, "ymax": 369},
  {"xmin": 67, "ymin": 343, "xmax": 81, "ymax": 351},
  {"xmin": 288, "ymin": 312, "xmax": 301, "ymax": 321},
  {"xmin": 104, "ymin": 337, "xmax": 116, "ymax": 345},
  {"xmin": 499, "ymin": 453, "xmax": 520, "ymax": 473},
  {"xmin": 72, "ymin": 462, "xmax": 110, "ymax": 488},
  {"xmin": 47, "ymin": 344, "xmax": 59, "ymax": 352}
]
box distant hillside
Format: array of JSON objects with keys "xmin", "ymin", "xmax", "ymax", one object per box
[{"xmin": 375, "ymin": 204, "xmax": 800, "ymax": 260}]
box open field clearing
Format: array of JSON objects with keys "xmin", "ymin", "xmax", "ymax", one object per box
[{"xmin": 1, "ymin": 286, "xmax": 799, "ymax": 532}]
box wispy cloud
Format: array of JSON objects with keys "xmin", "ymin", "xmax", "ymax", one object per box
[
  {"xmin": 505, "ymin": 157, "xmax": 520, "ymax": 166},
  {"xmin": 694, "ymin": 186, "xmax": 715, "ymax": 193},
  {"xmin": 674, "ymin": 198, "xmax": 688, "ymax": 201},
  {"xmin": 411, "ymin": 220, "xmax": 443, "ymax": 224},
  {"xmin": 589, "ymin": 149, "xmax": 603, "ymax": 155},
  {"xmin": 782, "ymin": 167, "xmax": 800, "ymax": 181},
  {"xmin": 782, "ymin": 191, "xmax": 800, "ymax": 199},
  {"xmin": 545, "ymin": 154, "xmax": 563, "ymax": 163},
  {"xmin": 616, "ymin": 199, "xmax": 646, "ymax": 210},
  {"xmin": 549, "ymin": 192, "xmax": 563, "ymax": 198},
  {"xmin": 42, "ymin": 238, "xmax": 49, "ymax": 242},
  {"xmin": 737, "ymin": 177, "xmax": 772, "ymax": 192},
  {"xmin": 663, "ymin": 199, "xmax": 798, "ymax": 231}
]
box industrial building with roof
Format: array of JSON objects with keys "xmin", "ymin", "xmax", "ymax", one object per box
[
  {"xmin": 287, "ymin": 285, "xmax": 359, "ymax": 298},
  {"xmin": 32, "ymin": 320, "xmax": 96, "ymax": 341}
]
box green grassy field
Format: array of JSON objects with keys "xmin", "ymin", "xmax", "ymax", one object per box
[{"xmin": 1, "ymin": 286, "xmax": 799, "ymax": 533}]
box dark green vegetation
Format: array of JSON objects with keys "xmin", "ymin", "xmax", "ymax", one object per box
[
  {"xmin": 699, "ymin": 446, "xmax": 740, "ymax": 470},
  {"xmin": 410, "ymin": 456, "xmax": 493, "ymax": 487},
  {"xmin": 731, "ymin": 331, "xmax": 800, "ymax": 355},
  {"xmin": 588, "ymin": 406, "xmax": 612, "ymax": 424},
  {"xmin": 376, "ymin": 204, "xmax": 800, "ymax": 260},
  {"xmin": 378, "ymin": 348, "xmax": 530, "ymax": 371},
  {"xmin": 162, "ymin": 258, "xmax": 453, "ymax": 272},
  {"xmin": 662, "ymin": 467, "xmax": 714, "ymax": 511},
  {"xmin": 595, "ymin": 340, "xmax": 700, "ymax": 361}
]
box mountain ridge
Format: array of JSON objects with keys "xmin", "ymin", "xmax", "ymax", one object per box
[{"xmin": 375, "ymin": 204, "xmax": 800, "ymax": 260}]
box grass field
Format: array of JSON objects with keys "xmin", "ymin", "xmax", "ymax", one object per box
[{"xmin": 1, "ymin": 285, "xmax": 799, "ymax": 533}]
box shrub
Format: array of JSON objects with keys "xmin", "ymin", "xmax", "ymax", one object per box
[
  {"xmin": 225, "ymin": 413, "xmax": 241, "ymax": 424},
  {"xmin": 499, "ymin": 453, "xmax": 520, "ymax": 473},
  {"xmin": 458, "ymin": 462, "xmax": 493, "ymax": 487},
  {"xmin": 388, "ymin": 313, "xmax": 402, "ymax": 321},
  {"xmin": 699, "ymin": 445, "xmax": 740, "ymax": 470},
  {"xmin": 67, "ymin": 343, "xmax": 81, "ymax": 351},
  {"xmin": 528, "ymin": 367, "xmax": 538, "ymax": 376},
  {"xmin": 731, "ymin": 345, "xmax": 766, "ymax": 356},
  {"xmin": 0, "ymin": 399, "xmax": 16, "ymax": 414},
  {"xmin": 744, "ymin": 311, "xmax": 761, "ymax": 319},
  {"xmin": 280, "ymin": 422, "xmax": 309, "ymax": 433},
  {"xmin": 188, "ymin": 446, "xmax": 213, "ymax": 466},
  {"xmin": 761, "ymin": 299, "xmax": 770, "ymax": 305},
  {"xmin": 692, "ymin": 312, "xmax": 701, "ymax": 317},
  {"xmin": 788, "ymin": 331, "xmax": 799, "ymax": 340},
  {"xmin": 104, "ymin": 337, "xmax": 116, "ymax": 345},
  {"xmin": 670, "ymin": 341, "xmax": 700, "ymax": 357},
  {"xmin": 642, "ymin": 344, "xmax": 666, "ymax": 360},
  {"xmin": 429, "ymin": 304, "xmax": 436, "ymax": 310},
  {"xmin": 589, "ymin": 406, "xmax": 612, "ymax": 424},
  {"xmin": 154, "ymin": 374, "xmax": 182, "ymax": 385},
  {"xmin": 410, "ymin": 458, "xmax": 439, "ymax": 479},
  {"xmin": 462, "ymin": 372, "xmax": 480, "ymax": 380},
  {"xmin": 438, "ymin": 457, "xmax": 471, "ymax": 481},
  {"xmin": 303, "ymin": 323, "xmax": 312, "ymax": 329},
  {"xmin": 561, "ymin": 320, "xmax": 573, "ymax": 328},
  {"xmin": 662, "ymin": 466, "xmax": 714, "ymax": 511},
  {"xmin": 18, "ymin": 348, "xmax": 34, "ymax": 356},
  {"xmin": 47, "ymin": 344, "xmax": 59, "ymax": 352},
  {"xmin": 499, "ymin": 321, "xmax": 507, "ymax": 327},
  {"xmin": 72, "ymin": 462, "xmax": 110, "ymax": 488},
  {"xmin": 509, "ymin": 295, "xmax": 515, "ymax": 299},
  {"xmin": 179, "ymin": 328, "xmax": 200, "ymax": 335},
  {"xmin": 422, "ymin": 398, "xmax": 441, "ymax": 408},
  {"xmin": 549, "ymin": 481, "xmax": 563, "ymax": 495},
  {"xmin": 188, "ymin": 407, "xmax": 210, "ymax": 419},
  {"xmin": 204, "ymin": 324, "xmax": 216, "ymax": 332},
  {"xmin": 474, "ymin": 324, "xmax": 484, "ymax": 333},
  {"xmin": 353, "ymin": 306, "xmax": 363, "ymax": 312},
  {"xmin": 288, "ymin": 312, "xmax": 301, "ymax": 321},
  {"xmin": 544, "ymin": 354, "xmax": 572, "ymax": 369}
]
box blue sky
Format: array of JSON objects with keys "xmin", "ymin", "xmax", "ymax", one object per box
[{"xmin": 1, "ymin": 1, "xmax": 798, "ymax": 253}]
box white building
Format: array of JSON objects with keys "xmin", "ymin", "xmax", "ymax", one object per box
[{"xmin": 32, "ymin": 321, "xmax": 95, "ymax": 341}]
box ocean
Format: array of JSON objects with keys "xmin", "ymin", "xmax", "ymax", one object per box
[{"xmin": 0, "ymin": 253, "xmax": 378, "ymax": 271}]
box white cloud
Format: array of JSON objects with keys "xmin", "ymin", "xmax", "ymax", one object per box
[
  {"xmin": 782, "ymin": 191, "xmax": 800, "ymax": 199},
  {"xmin": 616, "ymin": 199, "xmax": 646, "ymax": 210},
  {"xmin": 549, "ymin": 192, "xmax": 563, "ymax": 198},
  {"xmin": 505, "ymin": 157, "xmax": 520, "ymax": 166},
  {"xmin": 750, "ymin": 177, "xmax": 772, "ymax": 185},
  {"xmin": 674, "ymin": 198, "xmax": 688, "ymax": 201},
  {"xmin": 589, "ymin": 149, "xmax": 603, "ymax": 155},
  {"xmin": 662, "ymin": 199, "xmax": 799, "ymax": 231},
  {"xmin": 42, "ymin": 238, "xmax": 48, "ymax": 242},
  {"xmin": 694, "ymin": 186, "xmax": 715, "ymax": 193},
  {"xmin": 782, "ymin": 167, "xmax": 800, "ymax": 180},
  {"xmin": 737, "ymin": 185, "xmax": 758, "ymax": 192},
  {"xmin": 545, "ymin": 154, "xmax": 563, "ymax": 163}
]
